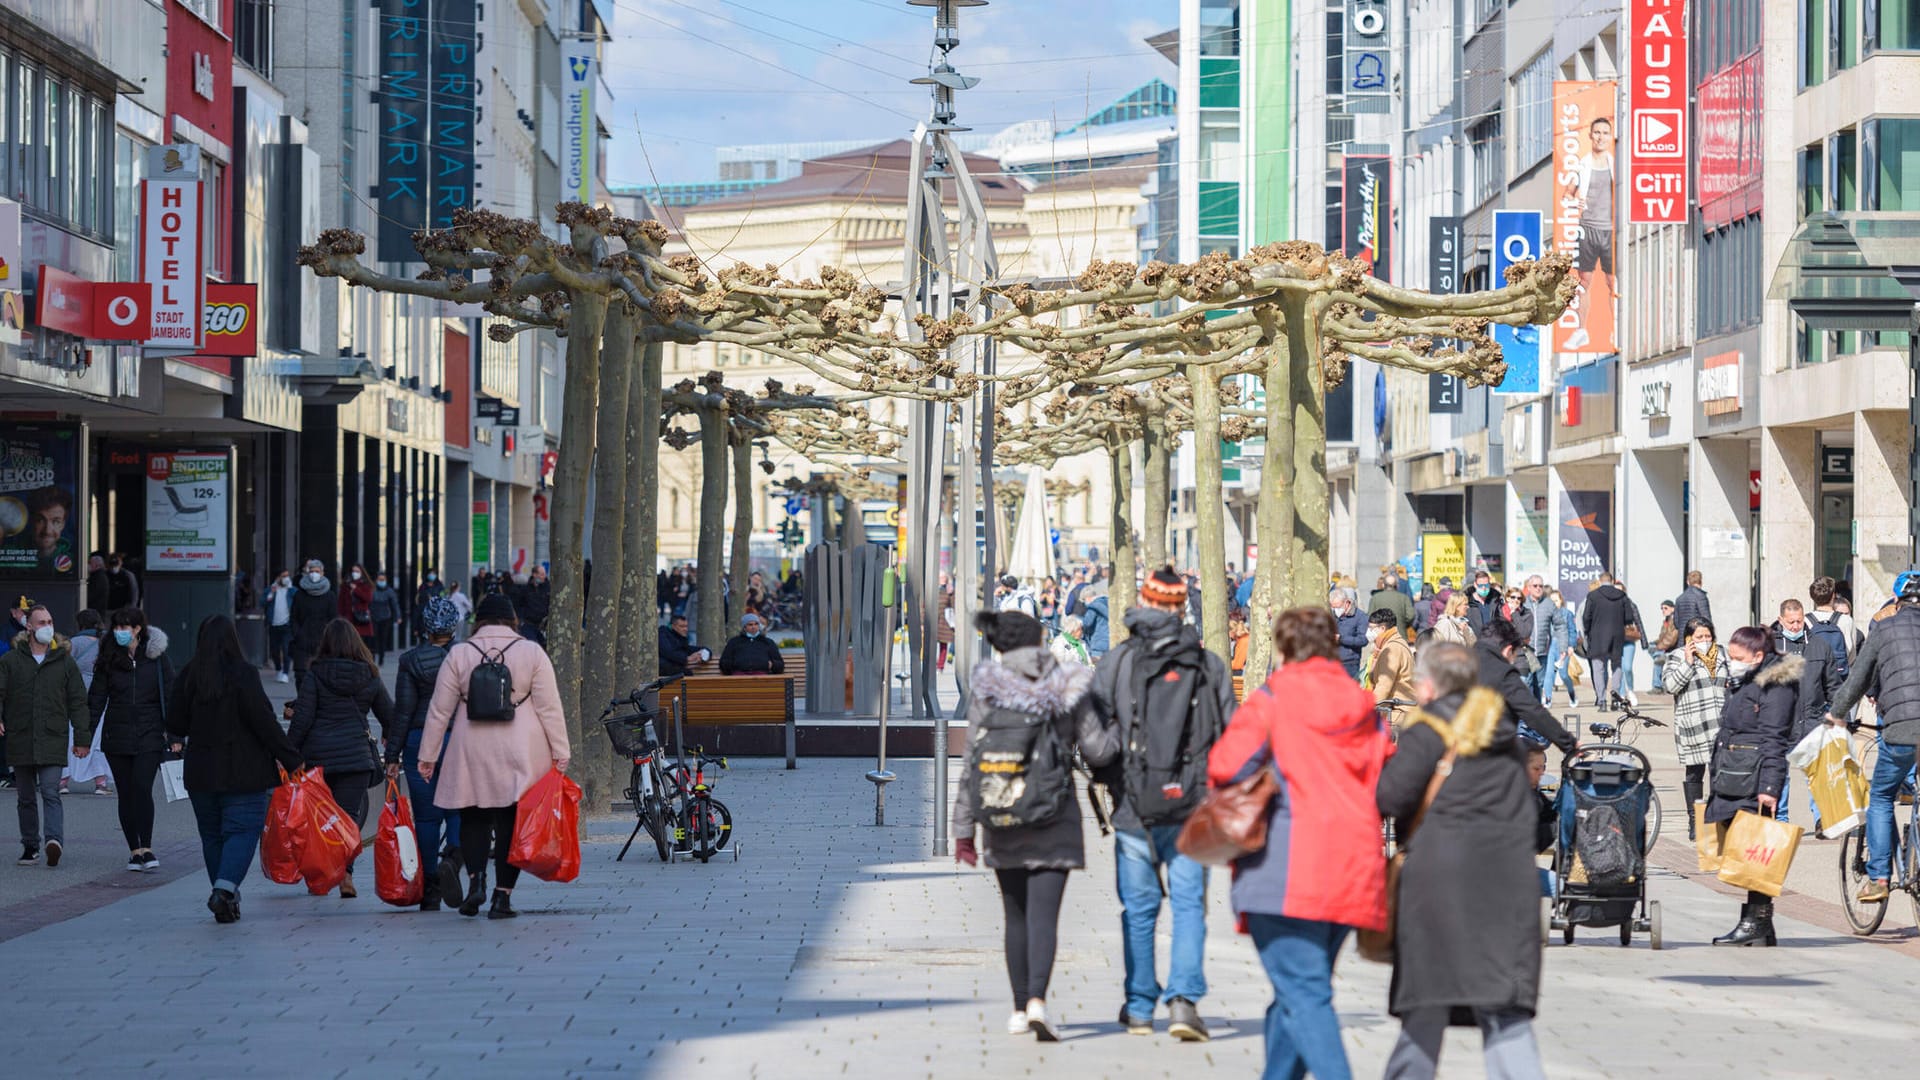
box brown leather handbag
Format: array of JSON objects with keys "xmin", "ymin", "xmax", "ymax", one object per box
[{"xmin": 1175, "ymin": 767, "xmax": 1278, "ymax": 866}]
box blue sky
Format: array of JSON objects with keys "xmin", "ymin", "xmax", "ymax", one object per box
[{"xmin": 603, "ymin": 0, "xmax": 1176, "ymax": 186}]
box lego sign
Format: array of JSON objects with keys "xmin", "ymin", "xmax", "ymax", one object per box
[
  {"xmin": 139, "ymin": 146, "xmax": 204, "ymax": 350},
  {"xmin": 1628, "ymin": 0, "xmax": 1688, "ymax": 224},
  {"xmin": 198, "ymin": 283, "xmax": 259, "ymax": 357}
]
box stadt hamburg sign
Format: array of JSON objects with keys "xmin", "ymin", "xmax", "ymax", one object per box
[{"xmin": 1629, "ymin": 0, "xmax": 1688, "ymax": 224}]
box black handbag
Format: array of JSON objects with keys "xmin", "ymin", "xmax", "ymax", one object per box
[{"xmin": 1711, "ymin": 742, "xmax": 1762, "ymax": 800}]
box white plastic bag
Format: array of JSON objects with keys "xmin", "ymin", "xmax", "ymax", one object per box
[
  {"xmin": 159, "ymin": 758, "xmax": 189, "ymax": 803},
  {"xmin": 1786, "ymin": 725, "xmax": 1869, "ymax": 836}
]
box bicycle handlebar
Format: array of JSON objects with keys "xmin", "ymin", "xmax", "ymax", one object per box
[
  {"xmin": 607, "ymin": 672, "xmax": 690, "ymax": 710},
  {"xmin": 1848, "ymin": 719, "xmax": 1889, "ymax": 732}
]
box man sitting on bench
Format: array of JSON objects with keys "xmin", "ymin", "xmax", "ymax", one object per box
[{"xmin": 718, "ymin": 613, "xmax": 785, "ymax": 676}]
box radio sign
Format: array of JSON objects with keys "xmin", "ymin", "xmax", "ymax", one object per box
[
  {"xmin": 139, "ymin": 146, "xmax": 204, "ymax": 350},
  {"xmin": 1629, "ymin": 0, "xmax": 1688, "ymax": 224}
]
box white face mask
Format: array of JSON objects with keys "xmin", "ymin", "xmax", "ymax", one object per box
[
  {"xmin": 1365, "ymin": 626, "xmax": 1382, "ymax": 643},
  {"xmin": 1726, "ymin": 658, "xmax": 1756, "ymax": 680},
  {"xmin": 351, "ymin": 570, "xmax": 362, "ymax": 581},
  {"xmin": 307, "ymin": 571, "xmax": 323, "ymax": 583},
  {"xmin": 32, "ymin": 625, "xmax": 54, "ymax": 645}
]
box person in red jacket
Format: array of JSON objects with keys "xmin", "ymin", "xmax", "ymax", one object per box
[
  {"xmin": 338, "ymin": 565, "xmax": 376, "ymax": 651},
  {"xmin": 1206, "ymin": 606, "xmax": 1392, "ymax": 1080}
]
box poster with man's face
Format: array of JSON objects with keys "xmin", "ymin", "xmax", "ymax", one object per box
[
  {"xmin": 1552, "ymin": 80, "xmax": 1620, "ymax": 356},
  {"xmin": 0, "ymin": 424, "xmax": 80, "ymax": 579}
]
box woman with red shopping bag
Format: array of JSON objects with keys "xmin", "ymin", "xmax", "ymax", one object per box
[
  {"xmin": 164, "ymin": 615, "xmax": 304, "ymax": 923},
  {"xmin": 418, "ymin": 593, "xmax": 570, "ymax": 919}
]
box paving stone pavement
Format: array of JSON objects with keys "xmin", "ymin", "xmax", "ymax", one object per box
[{"xmin": 1, "ymin": 748, "xmax": 1917, "ymax": 1078}]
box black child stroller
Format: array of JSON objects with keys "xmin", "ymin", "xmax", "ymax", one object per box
[{"xmin": 1547, "ymin": 721, "xmax": 1664, "ymax": 948}]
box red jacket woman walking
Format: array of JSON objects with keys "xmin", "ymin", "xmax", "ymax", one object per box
[
  {"xmin": 1207, "ymin": 607, "xmax": 1392, "ymax": 1080},
  {"xmin": 337, "ymin": 564, "xmax": 375, "ymax": 648}
]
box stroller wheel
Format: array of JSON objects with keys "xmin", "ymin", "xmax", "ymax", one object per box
[
  {"xmin": 1563, "ymin": 922, "xmax": 1575, "ymax": 946},
  {"xmin": 1619, "ymin": 921, "xmax": 1633, "ymax": 947}
]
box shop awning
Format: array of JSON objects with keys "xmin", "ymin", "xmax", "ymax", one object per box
[{"xmin": 1768, "ymin": 212, "xmax": 1920, "ymax": 331}]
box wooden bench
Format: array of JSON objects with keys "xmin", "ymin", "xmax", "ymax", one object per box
[
  {"xmin": 659, "ymin": 673, "xmax": 797, "ymax": 768},
  {"xmin": 1232, "ymin": 674, "xmax": 1245, "ymax": 702}
]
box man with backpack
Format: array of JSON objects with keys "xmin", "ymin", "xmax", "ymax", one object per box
[{"xmin": 1091, "ymin": 566, "xmax": 1236, "ymax": 1042}]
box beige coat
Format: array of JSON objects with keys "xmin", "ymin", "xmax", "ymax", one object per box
[{"xmin": 420, "ymin": 625, "xmax": 571, "ymax": 810}]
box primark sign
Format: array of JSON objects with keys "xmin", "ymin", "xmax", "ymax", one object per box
[{"xmin": 376, "ymin": 0, "xmax": 479, "ymax": 262}]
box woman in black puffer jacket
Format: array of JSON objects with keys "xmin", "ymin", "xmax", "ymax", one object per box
[
  {"xmin": 87, "ymin": 607, "xmax": 174, "ymax": 871},
  {"xmin": 289, "ymin": 618, "xmax": 394, "ymax": 898},
  {"xmin": 382, "ymin": 596, "xmax": 463, "ymax": 911},
  {"xmin": 1704, "ymin": 625, "xmax": 1801, "ymax": 948}
]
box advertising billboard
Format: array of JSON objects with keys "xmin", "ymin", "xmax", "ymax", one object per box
[
  {"xmin": 1557, "ymin": 489, "xmax": 1613, "ymax": 604},
  {"xmin": 1343, "ymin": 0, "xmax": 1392, "ymax": 113},
  {"xmin": 429, "ymin": 0, "xmax": 478, "ymax": 231},
  {"xmin": 562, "ymin": 37, "xmax": 599, "ymax": 205},
  {"xmin": 1492, "ymin": 210, "xmax": 1543, "ymax": 395},
  {"xmin": 1342, "ymin": 154, "xmax": 1391, "ymax": 281},
  {"xmin": 1552, "ymin": 81, "xmax": 1619, "ymax": 356},
  {"xmin": 377, "ymin": 0, "xmax": 479, "ymax": 259},
  {"xmin": 1628, "ymin": 0, "xmax": 1688, "ymax": 224},
  {"xmin": 145, "ymin": 451, "xmax": 231, "ymax": 573},
  {"xmin": 0, "ymin": 423, "xmax": 81, "ymax": 579},
  {"xmin": 1696, "ymin": 51, "xmax": 1762, "ymax": 227},
  {"xmin": 1428, "ymin": 216, "xmax": 1464, "ymax": 413}
]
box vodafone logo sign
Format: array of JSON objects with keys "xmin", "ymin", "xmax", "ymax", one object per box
[
  {"xmin": 91, "ymin": 283, "xmax": 153, "ymax": 341},
  {"xmin": 107, "ymin": 295, "xmax": 140, "ymax": 327}
]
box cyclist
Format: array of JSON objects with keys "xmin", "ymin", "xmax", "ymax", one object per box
[{"xmin": 1825, "ymin": 571, "xmax": 1920, "ymax": 903}]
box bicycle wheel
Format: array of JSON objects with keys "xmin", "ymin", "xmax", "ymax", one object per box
[
  {"xmin": 1839, "ymin": 827, "xmax": 1889, "ymax": 935},
  {"xmin": 687, "ymin": 795, "xmax": 732, "ymax": 862},
  {"xmin": 1905, "ymin": 818, "xmax": 1920, "ymax": 929},
  {"xmin": 1643, "ymin": 787, "xmax": 1662, "ymax": 850},
  {"xmin": 644, "ymin": 794, "xmax": 671, "ymax": 862}
]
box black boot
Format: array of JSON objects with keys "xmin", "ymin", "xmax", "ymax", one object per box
[
  {"xmin": 1712, "ymin": 900, "xmax": 1775, "ymax": 946},
  {"xmin": 420, "ymin": 873, "xmax": 442, "ymax": 912},
  {"xmin": 1750, "ymin": 899, "xmax": 1778, "ymax": 946},
  {"xmin": 459, "ymin": 870, "xmax": 488, "ymax": 917},
  {"xmin": 486, "ymin": 888, "xmax": 518, "ymax": 920},
  {"xmin": 437, "ymin": 852, "xmax": 464, "ymax": 909},
  {"xmin": 207, "ymin": 888, "xmax": 238, "ymax": 924}
]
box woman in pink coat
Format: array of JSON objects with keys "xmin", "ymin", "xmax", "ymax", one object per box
[{"xmin": 419, "ymin": 594, "xmax": 570, "ymax": 919}]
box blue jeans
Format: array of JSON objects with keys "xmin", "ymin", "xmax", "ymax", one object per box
[
  {"xmin": 1541, "ymin": 644, "xmax": 1576, "ymax": 705},
  {"xmin": 1867, "ymin": 738, "xmax": 1920, "ymax": 882},
  {"xmin": 1621, "ymin": 641, "xmax": 1638, "ymax": 693},
  {"xmin": 189, "ymin": 789, "xmax": 270, "ymax": 894},
  {"xmin": 402, "ymin": 730, "xmax": 460, "ymax": 868},
  {"xmin": 1244, "ymin": 914, "xmax": 1352, "ymax": 1080},
  {"xmin": 1115, "ymin": 825, "xmax": 1208, "ymax": 1017}
]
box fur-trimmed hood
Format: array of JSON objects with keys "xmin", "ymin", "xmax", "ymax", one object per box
[
  {"xmin": 1403, "ymin": 686, "xmax": 1506, "ymax": 757},
  {"xmin": 7, "ymin": 629, "xmax": 69, "ymax": 653},
  {"xmin": 1749, "ymin": 651, "xmax": 1803, "ymax": 689},
  {"xmin": 970, "ymin": 646, "xmax": 1092, "ymax": 714}
]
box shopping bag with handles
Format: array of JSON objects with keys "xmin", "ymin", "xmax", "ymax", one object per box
[
  {"xmin": 1716, "ymin": 810, "xmax": 1803, "ymax": 897},
  {"xmin": 374, "ymin": 779, "xmax": 424, "ymax": 907},
  {"xmin": 508, "ymin": 767, "xmax": 583, "ymax": 882}
]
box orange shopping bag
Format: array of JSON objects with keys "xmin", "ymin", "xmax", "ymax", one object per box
[
  {"xmin": 509, "ymin": 767, "xmax": 583, "ymax": 883},
  {"xmin": 295, "ymin": 767, "xmax": 366, "ymax": 895},
  {"xmin": 1715, "ymin": 810, "xmax": 1804, "ymax": 897},
  {"xmin": 374, "ymin": 779, "xmax": 424, "ymax": 907},
  {"xmin": 260, "ymin": 766, "xmax": 309, "ymax": 885}
]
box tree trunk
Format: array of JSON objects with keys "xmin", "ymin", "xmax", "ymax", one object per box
[
  {"xmin": 729, "ymin": 434, "xmax": 754, "ymax": 618},
  {"xmin": 1188, "ymin": 365, "xmax": 1230, "ymax": 664},
  {"xmin": 620, "ymin": 339, "xmax": 663, "ymax": 683},
  {"xmin": 1246, "ymin": 340, "xmax": 1295, "ymax": 685},
  {"xmin": 547, "ymin": 293, "xmax": 608, "ymax": 802},
  {"xmin": 1141, "ymin": 413, "xmax": 1170, "ymax": 574},
  {"xmin": 694, "ymin": 403, "xmax": 729, "ymax": 653},
  {"xmin": 583, "ymin": 303, "xmax": 634, "ymax": 801},
  {"xmin": 1287, "ymin": 297, "xmax": 1330, "ymax": 607},
  {"xmin": 1108, "ymin": 438, "xmax": 1136, "ymax": 648}
]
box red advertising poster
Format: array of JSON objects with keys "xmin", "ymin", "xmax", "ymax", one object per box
[
  {"xmin": 1697, "ymin": 51, "xmax": 1763, "ymax": 227},
  {"xmin": 200, "ymin": 283, "xmax": 258, "ymax": 357},
  {"xmin": 1552, "ymin": 81, "xmax": 1619, "ymax": 356},
  {"xmin": 1628, "ymin": 0, "xmax": 1688, "ymax": 224}
]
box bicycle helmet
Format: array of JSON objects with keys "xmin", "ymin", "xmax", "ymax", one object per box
[
  {"xmin": 1899, "ymin": 568, "xmax": 1920, "ymax": 600},
  {"xmin": 420, "ymin": 595, "xmax": 460, "ymax": 635}
]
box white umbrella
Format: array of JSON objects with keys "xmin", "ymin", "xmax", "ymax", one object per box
[{"xmin": 1005, "ymin": 467, "xmax": 1055, "ymax": 586}]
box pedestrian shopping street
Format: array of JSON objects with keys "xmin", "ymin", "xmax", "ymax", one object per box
[{"xmin": 2, "ymin": 694, "xmax": 1914, "ymax": 1078}]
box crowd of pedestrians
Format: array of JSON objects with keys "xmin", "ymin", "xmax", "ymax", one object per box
[
  {"xmin": 952, "ymin": 557, "xmax": 1917, "ymax": 1075},
  {"xmin": 0, "ymin": 554, "xmax": 570, "ymax": 927}
]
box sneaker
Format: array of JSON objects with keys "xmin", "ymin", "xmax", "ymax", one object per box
[
  {"xmin": 1119, "ymin": 1005, "xmax": 1152, "ymax": 1035},
  {"xmin": 1005, "ymin": 1010, "xmax": 1029, "ymax": 1035},
  {"xmin": 17, "ymin": 846, "xmax": 37, "ymax": 866},
  {"xmin": 44, "ymin": 839, "xmax": 61, "ymax": 867},
  {"xmin": 127, "ymin": 854, "xmax": 145, "ymax": 872},
  {"xmin": 276, "ymin": 672, "xmax": 290, "ymax": 684},
  {"xmin": 58, "ymin": 781, "xmax": 69, "ymax": 794},
  {"xmin": 1167, "ymin": 997, "xmax": 1210, "ymax": 1042},
  {"xmin": 93, "ymin": 783, "xmax": 114, "ymax": 796},
  {"xmin": 1025, "ymin": 1000, "xmax": 1059, "ymax": 1042},
  {"xmin": 142, "ymin": 852, "xmax": 160, "ymax": 872},
  {"xmin": 1858, "ymin": 879, "xmax": 1891, "ymax": 903}
]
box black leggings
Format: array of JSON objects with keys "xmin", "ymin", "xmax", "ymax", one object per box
[
  {"xmin": 461, "ymin": 805, "xmax": 521, "ymax": 890},
  {"xmin": 105, "ymin": 752, "xmax": 162, "ymax": 851},
  {"xmin": 323, "ymin": 770, "xmax": 376, "ymax": 873},
  {"xmin": 994, "ymin": 868, "xmax": 1069, "ymax": 1010}
]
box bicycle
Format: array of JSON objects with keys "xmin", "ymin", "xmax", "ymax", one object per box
[
  {"xmin": 670, "ymin": 747, "xmax": 734, "ymax": 863},
  {"xmin": 603, "ymin": 672, "xmax": 688, "ymax": 863},
  {"xmin": 1606, "ymin": 694, "xmax": 1668, "ymax": 746},
  {"xmin": 1839, "ymin": 720, "xmax": 1920, "ymax": 935}
]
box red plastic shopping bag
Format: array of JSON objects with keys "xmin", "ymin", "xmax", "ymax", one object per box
[
  {"xmin": 260, "ymin": 766, "xmax": 307, "ymax": 885},
  {"xmin": 295, "ymin": 767, "xmax": 366, "ymax": 895},
  {"xmin": 509, "ymin": 767, "xmax": 583, "ymax": 882},
  {"xmin": 375, "ymin": 779, "xmax": 424, "ymax": 907}
]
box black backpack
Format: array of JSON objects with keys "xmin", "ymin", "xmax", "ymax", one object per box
[
  {"xmin": 1574, "ymin": 803, "xmax": 1641, "ymax": 886},
  {"xmin": 966, "ymin": 705, "xmax": 1073, "ymax": 830},
  {"xmin": 1124, "ymin": 649, "xmax": 1217, "ymax": 826},
  {"xmin": 465, "ymin": 639, "xmax": 524, "ymax": 722}
]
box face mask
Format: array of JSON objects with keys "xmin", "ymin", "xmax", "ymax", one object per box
[
  {"xmin": 377, "ymin": 579, "xmax": 387, "ymax": 588},
  {"xmin": 33, "ymin": 625, "xmax": 54, "ymax": 645},
  {"xmin": 278, "ymin": 577, "xmax": 290, "ymax": 587},
  {"xmin": 745, "ymin": 628, "xmax": 761, "ymax": 638},
  {"xmin": 113, "ymin": 629, "xmax": 134, "ymax": 646},
  {"xmin": 307, "ymin": 571, "xmax": 323, "ymax": 583},
  {"xmin": 351, "ymin": 571, "xmax": 362, "ymax": 581},
  {"xmin": 1365, "ymin": 626, "xmax": 1382, "ymax": 643},
  {"xmin": 426, "ymin": 573, "xmax": 437, "ymax": 583},
  {"xmin": 1784, "ymin": 628, "xmax": 1806, "ymax": 642},
  {"xmin": 1478, "ymin": 584, "xmax": 1492, "ymax": 596},
  {"xmin": 1726, "ymin": 659, "xmax": 1756, "ymax": 680}
]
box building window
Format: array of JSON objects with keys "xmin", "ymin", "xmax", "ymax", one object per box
[
  {"xmin": 1469, "ymin": 115, "xmax": 1504, "ymax": 207},
  {"xmin": 204, "ymin": 158, "xmax": 228, "ymax": 280},
  {"xmin": 1803, "ymin": 0, "xmax": 1828, "ymax": 86},
  {"xmin": 235, "ymin": 0, "xmax": 273, "ymax": 77},
  {"xmin": 1869, "ymin": 0, "xmax": 1920, "ymax": 50},
  {"xmin": 1832, "ymin": 127, "xmax": 1859, "ymax": 209},
  {"xmin": 1511, "ymin": 52, "xmax": 1553, "ymax": 172},
  {"xmin": 1864, "ymin": 117, "xmax": 1920, "ymax": 208},
  {"xmin": 1697, "ymin": 213, "xmax": 1762, "ymax": 338},
  {"xmin": 1198, "ymin": 118, "xmax": 1239, "ymax": 182},
  {"xmin": 1834, "ymin": 0, "xmax": 1861, "ymax": 70},
  {"xmin": 1199, "ymin": 0, "xmax": 1240, "ymax": 58},
  {"xmin": 1799, "ymin": 142, "xmax": 1825, "ymax": 220},
  {"xmin": 1326, "ymin": 10, "xmax": 1344, "ymax": 99}
]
